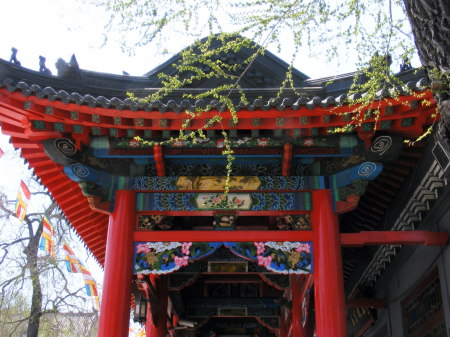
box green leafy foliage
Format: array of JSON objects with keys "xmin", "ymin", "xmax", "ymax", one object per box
[{"xmin": 91, "ymin": 0, "xmax": 436, "ymax": 191}]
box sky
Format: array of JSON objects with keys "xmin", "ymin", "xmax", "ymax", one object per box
[
  {"xmin": 0, "ymin": 0, "xmax": 374, "ymax": 78},
  {"xmin": 0, "ymin": 0, "xmax": 421, "ymax": 78},
  {"xmin": 0, "ymin": 134, "xmax": 103, "ymax": 312}
]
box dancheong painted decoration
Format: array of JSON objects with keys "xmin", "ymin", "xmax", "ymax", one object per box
[
  {"xmin": 134, "ymin": 241, "xmax": 313, "ymax": 274},
  {"xmin": 0, "ymin": 35, "xmax": 449, "ymax": 337}
]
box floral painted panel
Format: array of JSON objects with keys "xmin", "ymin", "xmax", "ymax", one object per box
[
  {"xmin": 134, "ymin": 242, "xmax": 220, "ymax": 274},
  {"xmin": 134, "ymin": 241, "xmax": 313, "ymax": 274},
  {"xmin": 136, "ymin": 192, "xmax": 311, "ymax": 211},
  {"xmin": 196, "ymin": 193, "xmax": 252, "ymax": 210},
  {"xmin": 132, "ymin": 176, "xmax": 321, "ymax": 191},
  {"xmin": 225, "ymin": 241, "xmax": 313, "ymax": 274}
]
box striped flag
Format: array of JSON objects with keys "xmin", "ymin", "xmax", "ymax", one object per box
[
  {"xmin": 80, "ymin": 264, "xmax": 98, "ymax": 297},
  {"xmin": 62, "ymin": 242, "xmax": 99, "ymax": 309},
  {"xmin": 80, "ymin": 264, "xmax": 99, "ymax": 310},
  {"xmin": 39, "ymin": 216, "xmax": 55, "ymax": 257},
  {"xmin": 130, "ymin": 326, "xmax": 146, "ymax": 337},
  {"xmin": 15, "ymin": 180, "xmax": 31, "ymax": 222},
  {"xmin": 136, "ymin": 328, "xmax": 146, "ymax": 337},
  {"xmin": 62, "ymin": 242, "xmax": 82, "ymax": 273}
]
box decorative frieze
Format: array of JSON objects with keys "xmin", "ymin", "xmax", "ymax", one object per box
[
  {"xmin": 45, "ymin": 106, "xmax": 53, "ymax": 115},
  {"xmin": 134, "ymin": 241, "xmax": 313, "ymax": 275},
  {"xmin": 70, "ymin": 111, "xmax": 78, "ymax": 120},
  {"xmin": 133, "ymin": 176, "xmax": 315, "ymax": 191},
  {"xmin": 92, "ymin": 114, "xmax": 100, "ymax": 123},
  {"xmin": 135, "ymin": 192, "xmax": 311, "ymax": 211}
]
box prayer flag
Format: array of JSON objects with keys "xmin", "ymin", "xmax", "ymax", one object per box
[
  {"xmin": 80, "ymin": 264, "xmax": 99, "ymax": 296},
  {"xmin": 62, "ymin": 242, "xmax": 99, "ymax": 308},
  {"xmin": 15, "ymin": 180, "xmax": 31, "ymax": 222},
  {"xmin": 136, "ymin": 328, "xmax": 146, "ymax": 337},
  {"xmin": 39, "ymin": 216, "xmax": 55, "ymax": 257},
  {"xmin": 62, "ymin": 241, "xmax": 82, "ymax": 273},
  {"xmin": 94, "ymin": 296, "xmax": 100, "ymax": 311},
  {"xmin": 80, "ymin": 263, "xmax": 99, "ymax": 309}
]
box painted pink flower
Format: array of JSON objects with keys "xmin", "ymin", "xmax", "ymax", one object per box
[
  {"xmin": 234, "ymin": 198, "xmax": 243, "ymax": 206},
  {"xmin": 254, "ymin": 242, "xmax": 265, "ymax": 255},
  {"xmin": 303, "ymin": 138, "xmax": 315, "ymax": 147},
  {"xmin": 136, "ymin": 243, "xmax": 151, "ymax": 253},
  {"xmin": 258, "ymin": 138, "xmax": 269, "ymax": 147},
  {"xmin": 211, "ymin": 195, "xmax": 224, "ymax": 205},
  {"xmin": 257, "ymin": 255, "xmax": 272, "ymax": 267},
  {"xmin": 181, "ymin": 242, "xmax": 192, "ymax": 255},
  {"xmin": 174, "ymin": 255, "xmax": 189, "ymax": 267},
  {"xmin": 129, "ymin": 140, "xmax": 141, "ymax": 147},
  {"xmin": 295, "ymin": 243, "xmax": 311, "ymax": 254}
]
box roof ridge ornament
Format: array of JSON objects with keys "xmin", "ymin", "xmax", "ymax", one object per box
[
  {"xmin": 9, "ymin": 47, "xmax": 21, "ymax": 66},
  {"xmin": 39, "ymin": 56, "xmax": 52, "ymax": 76},
  {"xmin": 55, "ymin": 54, "xmax": 81, "ymax": 79}
]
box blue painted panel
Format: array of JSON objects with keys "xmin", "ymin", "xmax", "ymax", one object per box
[{"xmin": 332, "ymin": 162, "xmax": 383, "ymax": 188}]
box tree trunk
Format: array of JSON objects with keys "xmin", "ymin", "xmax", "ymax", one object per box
[
  {"xmin": 26, "ymin": 256, "xmax": 42, "ymax": 337},
  {"xmin": 25, "ymin": 220, "xmax": 44, "ymax": 337},
  {"xmin": 403, "ymin": 0, "xmax": 450, "ymax": 133}
]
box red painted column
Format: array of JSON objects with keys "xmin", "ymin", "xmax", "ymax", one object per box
[
  {"xmin": 291, "ymin": 275, "xmax": 307, "ymax": 337},
  {"xmin": 146, "ymin": 275, "xmax": 169, "ymax": 337},
  {"xmin": 98, "ymin": 190, "xmax": 136, "ymax": 337},
  {"xmin": 311, "ymin": 190, "xmax": 347, "ymax": 337}
]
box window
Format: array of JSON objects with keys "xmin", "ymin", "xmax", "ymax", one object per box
[{"xmin": 403, "ymin": 269, "xmax": 447, "ymax": 337}]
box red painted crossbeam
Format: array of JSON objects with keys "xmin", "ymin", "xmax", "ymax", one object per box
[
  {"xmin": 341, "ymin": 231, "xmax": 449, "ymax": 247},
  {"xmin": 135, "ymin": 230, "xmax": 314, "ymax": 242},
  {"xmin": 134, "ymin": 230, "xmax": 449, "ymax": 246}
]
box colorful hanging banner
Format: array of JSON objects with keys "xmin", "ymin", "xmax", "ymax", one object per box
[
  {"xmin": 129, "ymin": 327, "xmax": 146, "ymax": 337},
  {"xmin": 62, "ymin": 242, "xmax": 99, "ymax": 309},
  {"xmin": 15, "ymin": 180, "xmax": 31, "ymax": 222},
  {"xmin": 80, "ymin": 264, "xmax": 98, "ymax": 296},
  {"xmin": 80, "ymin": 264, "xmax": 99, "ymax": 310},
  {"xmin": 62, "ymin": 241, "xmax": 82, "ymax": 273},
  {"xmin": 136, "ymin": 328, "xmax": 146, "ymax": 337},
  {"xmin": 39, "ymin": 216, "xmax": 55, "ymax": 257}
]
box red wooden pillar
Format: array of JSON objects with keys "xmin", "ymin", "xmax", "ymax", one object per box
[
  {"xmin": 311, "ymin": 190, "xmax": 347, "ymax": 337},
  {"xmin": 279, "ymin": 304, "xmax": 288, "ymax": 337},
  {"xmin": 98, "ymin": 190, "xmax": 136, "ymax": 337},
  {"xmin": 291, "ymin": 275, "xmax": 307, "ymax": 337},
  {"xmin": 146, "ymin": 275, "xmax": 169, "ymax": 337}
]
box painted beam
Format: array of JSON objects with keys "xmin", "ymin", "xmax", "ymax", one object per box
[
  {"xmin": 341, "ymin": 230, "xmax": 449, "ymax": 246},
  {"xmin": 135, "ymin": 230, "xmax": 314, "ymax": 242},
  {"xmin": 136, "ymin": 192, "xmax": 311, "ymax": 212},
  {"xmin": 134, "ymin": 230, "xmax": 448, "ymax": 246},
  {"xmin": 346, "ymin": 298, "xmax": 387, "ymax": 309}
]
